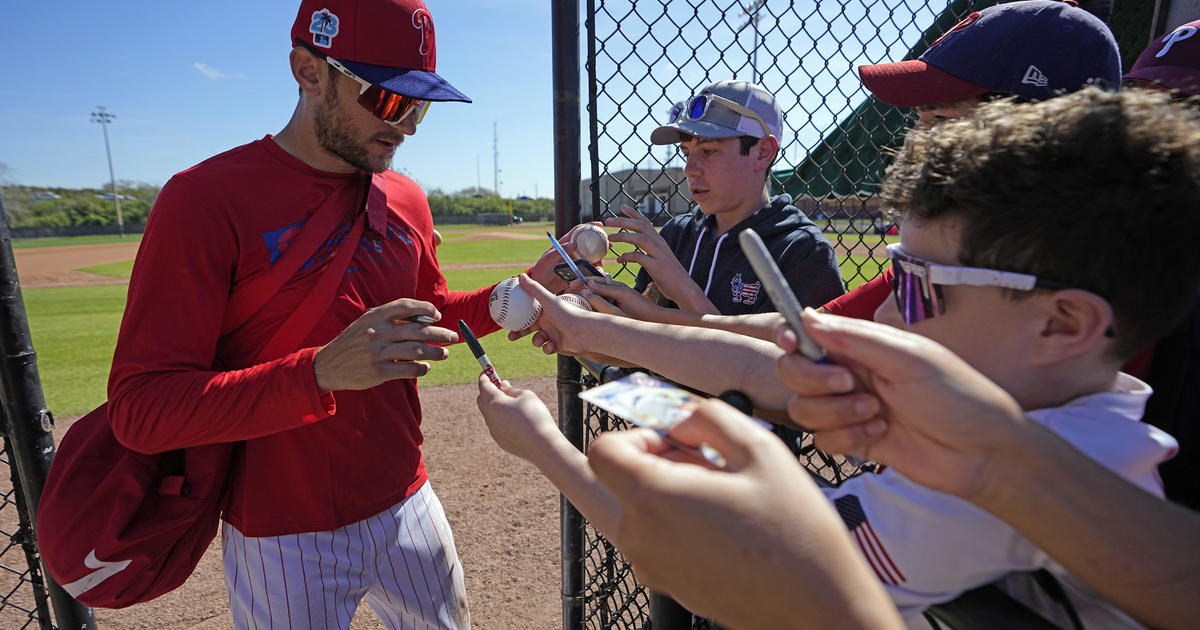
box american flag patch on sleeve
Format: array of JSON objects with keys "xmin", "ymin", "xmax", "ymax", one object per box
[{"xmin": 834, "ymin": 494, "xmax": 908, "ymax": 586}]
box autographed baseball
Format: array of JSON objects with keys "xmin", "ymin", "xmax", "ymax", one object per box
[
  {"xmin": 571, "ymin": 224, "xmax": 609, "ymax": 264},
  {"xmin": 489, "ymin": 277, "xmax": 543, "ymax": 331},
  {"xmin": 557, "ymin": 293, "xmax": 594, "ymax": 312}
]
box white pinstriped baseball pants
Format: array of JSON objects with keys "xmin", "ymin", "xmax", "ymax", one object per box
[{"xmin": 221, "ymin": 481, "xmax": 471, "ymax": 630}]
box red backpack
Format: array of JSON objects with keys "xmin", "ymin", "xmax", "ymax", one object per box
[{"xmin": 37, "ymin": 174, "xmax": 382, "ymax": 608}]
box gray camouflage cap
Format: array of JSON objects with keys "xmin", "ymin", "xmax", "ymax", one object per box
[{"xmin": 650, "ymin": 80, "xmax": 784, "ymax": 144}]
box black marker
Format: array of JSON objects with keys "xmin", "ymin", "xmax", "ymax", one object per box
[{"xmin": 458, "ymin": 319, "xmax": 502, "ymax": 387}]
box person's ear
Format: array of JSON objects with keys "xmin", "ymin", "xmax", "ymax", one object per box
[
  {"xmin": 754, "ymin": 135, "xmax": 779, "ymax": 172},
  {"xmin": 1031, "ymin": 289, "xmax": 1115, "ymax": 364},
  {"xmin": 290, "ymin": 46, "xmax": 325, "ymax": 98}
]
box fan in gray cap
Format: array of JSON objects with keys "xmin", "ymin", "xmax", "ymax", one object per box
[{"xmin": 651, "ymin": 80, "xmax": 784, "ymax": 144}]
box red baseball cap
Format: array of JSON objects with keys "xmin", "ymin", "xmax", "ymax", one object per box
[
  {"xmin": 1124, "ymin": 20, "xmax": 1200, "ymax": 96},
  {"xmin": 291, "ymin": 0, "xmax": 470, "ymax": 102}
]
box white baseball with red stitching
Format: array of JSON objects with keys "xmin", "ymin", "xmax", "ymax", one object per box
[
  {"xmin": 489, "ymin": 277, "xmax": 543, "ymax": 331},
  {"xmin": 557, "ymin": 293, "xmax": 594, "ymax": 312},
  {"xmin": 571, "ymin": 224, "xmax": 609, "ymax": 264}
]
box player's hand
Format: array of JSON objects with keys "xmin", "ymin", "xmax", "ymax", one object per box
[
  {"xmin": 779, "ymin": 309, "xmax": 1029, "ymax": 502},
  {"xmin": 605, "ymin": 205, "xmax": 709, "ymax": 310},
  {"xmin": 313, "ymin": 298, "xmax": 458, "ymax": 392},
  {"xmin": 527, "ymin": 223, "xmax": 603, "ymax": 294},
  {"xmin": 516, "ymin": 273, "xmax": 595, "ymax": 356},
  {"xmin": 588, "ymin": 399, "xmax": 895, "ymax": 629},
  {"xmin": 475, "ymin": 374, "xmax": 561, "ymax": 462}
]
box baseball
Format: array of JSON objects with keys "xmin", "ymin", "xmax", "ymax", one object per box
[
  {"xmin": 571, "ymin": 224, "xmax": 609, "ymax": 264},
  {"xmin": 489, "ymin": 277, "xmax": 543, "ymax": 331},
  {"xmin": 557, "ymin": 293, "xmax": 594, "ymax": 312}
]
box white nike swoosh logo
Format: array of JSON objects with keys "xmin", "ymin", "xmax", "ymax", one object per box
[{"xmin": 61, "ymin": 549, "xmax": 132, "ymax": 597}]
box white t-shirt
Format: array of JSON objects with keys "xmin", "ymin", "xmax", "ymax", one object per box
[{"xmin": 822, "ymin": 373, "xmax": 1175, "ymax": 628}]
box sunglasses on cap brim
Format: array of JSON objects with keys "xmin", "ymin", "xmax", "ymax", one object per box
[
  {"xmin": 666, "ymin": 93, "xmax": 772, "ymax": 138},
  {"xmin": 298, "ymin": 41, "xmax": 430, "ymax": 126},
  {"xmin": 886, "ymin": 243, "xmax": 1076, "ymax": 326}
]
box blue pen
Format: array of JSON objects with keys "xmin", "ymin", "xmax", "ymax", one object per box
[{"xmin": 546, "ymin": 231, "xmax": 588, "ymax": 286}]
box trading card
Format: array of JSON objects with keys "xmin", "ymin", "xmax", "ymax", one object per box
[{"xmin": 578, "ymin": 372, "xmax": 704, "ymax": 431}]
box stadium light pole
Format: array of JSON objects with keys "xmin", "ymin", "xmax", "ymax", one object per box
[
  {"xmin": 738, "ymin": 0, "xmax": 766, "ymax": 83},
  {"xmin": 90, "ymin": 106, "xmax": 125, "ymax": 237}
]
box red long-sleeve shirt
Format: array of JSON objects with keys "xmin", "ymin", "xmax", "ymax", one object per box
[{"xmin": 108, "ymin": 137, "xmax": 499, "ymax": 536}]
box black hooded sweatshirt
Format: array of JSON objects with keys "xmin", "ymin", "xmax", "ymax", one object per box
[{"xmin": 634, "ymin": 194, "xmax": 845, "ymax": 315}]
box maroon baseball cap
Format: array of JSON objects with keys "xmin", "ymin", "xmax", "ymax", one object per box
[
  {"xmin": 857, "ymin": 0, "xmax": 1119, "ymax": 108},
  {"xmin": 291, "ymin": 0, "xmax": 470, "ymax": 102},
  {"xmin": 1124, "ymin": 20, "xmax": 1200, "ymax": 96}
]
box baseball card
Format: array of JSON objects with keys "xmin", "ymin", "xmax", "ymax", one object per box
[
  {"xmin": 580, "ymin": 373, "xmax": 772, "ymax": 467},
  {"xmin": 579, "ymin": 372, "xmax": 704, "ymax": 431}
]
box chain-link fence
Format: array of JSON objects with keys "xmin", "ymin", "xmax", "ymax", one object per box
[{"xmin": 563, "ymin": 1, "xmax": 1157, "ymax": 628}]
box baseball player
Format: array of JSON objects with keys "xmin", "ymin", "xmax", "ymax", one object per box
[{"xmin": 105, "ymin": 1, "xmax": 571, "ymax": 628}]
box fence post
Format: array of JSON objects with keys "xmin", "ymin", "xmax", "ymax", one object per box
[
  {"xmin": 552, "ymin": 1, "xmax": 584, "ymax": 629},
  {"xmin": 0, "ymin": 196, "xmax": 96, "ymax": 627}
]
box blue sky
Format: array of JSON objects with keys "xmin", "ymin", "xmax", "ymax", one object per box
[
  {"xmin": 1, "ymin": 1, "xmax": 952, "ymax": 200},
  {"xmin": 0, "ymin": 1, "xmax": 559, "ymax": 198}
]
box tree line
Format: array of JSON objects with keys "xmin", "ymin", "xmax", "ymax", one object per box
[{"xmin": 0, "ymin": 181, "xmax": 553, "ymax": 227}]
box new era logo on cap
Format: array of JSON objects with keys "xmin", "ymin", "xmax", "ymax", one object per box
[{"xmin": 1022, "ymin": 66, "xmax": 1049, "ymax": 87}]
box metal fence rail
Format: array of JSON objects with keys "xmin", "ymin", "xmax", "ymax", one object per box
[
  {"xmin": 562, "ymin": 0, "xmax": 1157, "ymax": 628},
  {"xmin": 0, "ymin": 194, "xmax": 94, "ymax": 629}
]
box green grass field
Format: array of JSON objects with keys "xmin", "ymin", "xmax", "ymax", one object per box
[
  {"xmin": 12, "ymin": 234, "xmax": 144, "ymax": 249},
  {"xmin": 27, "ymin": 229, "xmax": 888, "ymax": 417}
]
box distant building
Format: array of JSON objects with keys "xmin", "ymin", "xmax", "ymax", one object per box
[
  {"xmin": 31, "ymin": 192, "xmax": 61, "ymax": 201},
  {"xmin": 580, "ymin": 167, "xmax": 689, "ymax": 225}
]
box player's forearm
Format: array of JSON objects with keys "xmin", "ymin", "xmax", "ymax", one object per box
[{"xmin": 977, "ymin": 421, "xmax": 1200, "ymax": 630}]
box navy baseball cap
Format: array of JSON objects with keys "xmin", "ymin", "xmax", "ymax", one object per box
[
  {"xmin": 291, "ymin": 0, "xmax": 470, "ymax": 102},
  {"xmin": 858, "ymin": 0, "xmax": 1120, "ymax": 107},
  {"xmin": 1124, "ymin": 20, "xmax": 1200, "ymax": 96},
  {"xmin": 650, "ymin": 80, "xmax": 784, "ymax": 145}
]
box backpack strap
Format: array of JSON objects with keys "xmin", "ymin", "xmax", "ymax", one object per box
[
  {"xmin": 220, "ymin": 174, "xmax": 369, "ymax": 336},
  {"xmin": 254, "ymin": 173, "xmax": 382, "ymax": 363}
]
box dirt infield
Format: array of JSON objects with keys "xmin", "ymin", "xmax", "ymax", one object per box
[{"xmin": 14, "ymin": 242, "xmax": 141, "ymax": 288}]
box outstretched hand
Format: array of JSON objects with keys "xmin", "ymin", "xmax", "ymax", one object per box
[
  {"xmin": 777, "ymin": 309, "xmax": 1028, "ymax": 501},
  {"xmin": 587, "ymin": 399, "xmax": 900, "ymax": 629},
  {"xmin": 527, "ymin": 223, "xmax": 605, "ymax": 294},
  {"xmin": 605, "ymin": 205, "xmax": 711, "ymax": 312},
  {"xmin": 475, "ymin": 373, "xmax": 561, "ymax": 463},
  {"xmin": 313, "ymin": 298, "xmax": 458, "ymax": 392}
]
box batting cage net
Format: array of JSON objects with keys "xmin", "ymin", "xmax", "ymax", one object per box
[{"xmin": 559, "ymin": 1, "xmax": 1157, "ymax": 629}]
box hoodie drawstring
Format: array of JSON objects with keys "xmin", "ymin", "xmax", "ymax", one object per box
[
  {"xmin": 702, "ymin": 232, "xmax": 729, "ymax": 296},
  {"xmin": 685, "ymin": 226, "xmax": 730, "ymax": 297}
]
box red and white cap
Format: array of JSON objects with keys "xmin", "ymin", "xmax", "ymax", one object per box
[
  {"xmin": 291, "ymin": 0, "xmax": 470, "ymax": 102},
  {"xmin": 1124, "ymin": 20, "xmax": 1200, "ymax": 96}
]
